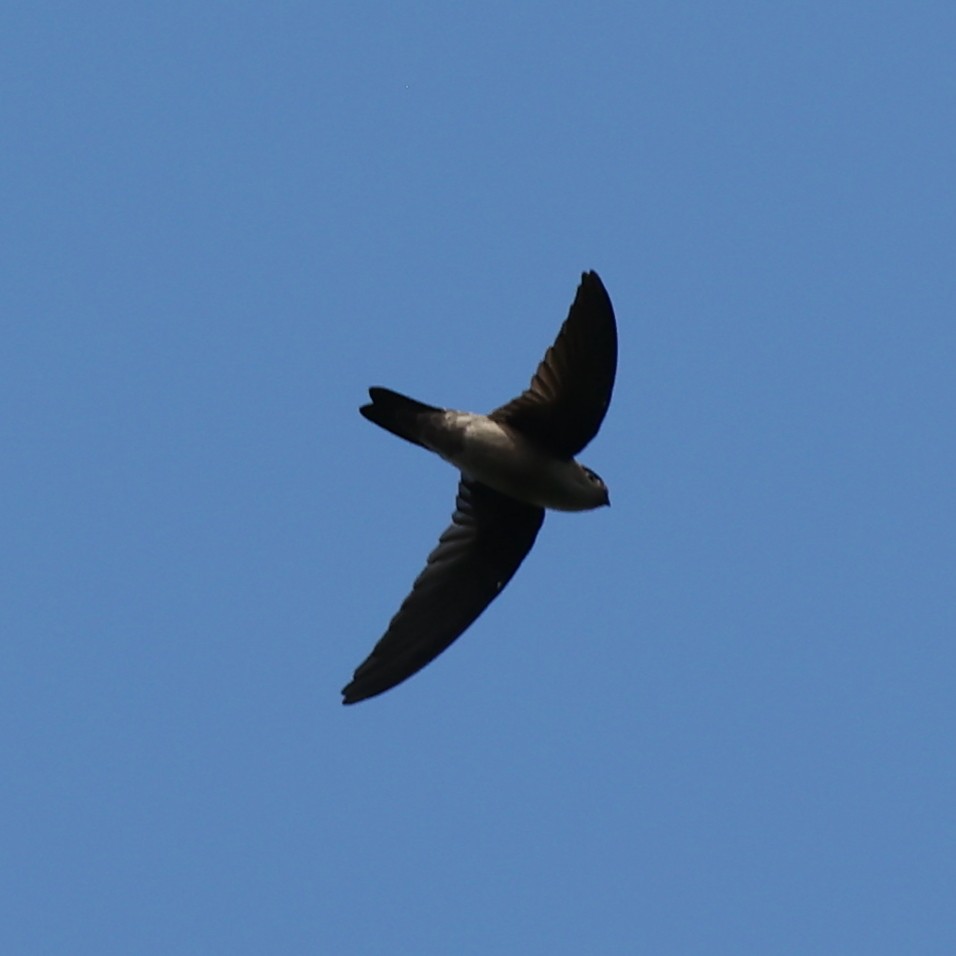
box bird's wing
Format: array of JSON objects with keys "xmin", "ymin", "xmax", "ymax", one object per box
[
  {"xmin": 489, "ymin": 270, "xmax": 617, "ymax": 459},
  {"xmin": 342, "ymin": 478, "xmax": 544, "ymax": 704}
]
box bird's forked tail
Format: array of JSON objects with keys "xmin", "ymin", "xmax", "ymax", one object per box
[{"xmin": 359, "ymin": 387, "xmax": 442, "ymax": 448}]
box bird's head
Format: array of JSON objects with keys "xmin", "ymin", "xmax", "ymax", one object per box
[{"xmin": 580, "ymin": 465, "xmax": 611, "ymax": 508}]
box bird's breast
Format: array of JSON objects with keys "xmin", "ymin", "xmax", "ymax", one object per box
[{"xmin": 425, "ymin": 413, "xmax": 596, "ymax": 511}]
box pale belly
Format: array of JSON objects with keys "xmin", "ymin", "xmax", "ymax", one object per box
[{"xmin": 425, "ymin": 413, "xmax": 593, "ymax": 511}]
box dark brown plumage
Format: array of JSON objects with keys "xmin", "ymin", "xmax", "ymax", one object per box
[
  {"xmin": 490, "ymin": 271, "xmax": 617, "ymax": 459},
  {"xmin": 341, "ymin": 479, "xmax": 544, "ymax": 703},
  {"xmin": 342, "ymin": 271, "xmax": 617, "ymax": 704}
]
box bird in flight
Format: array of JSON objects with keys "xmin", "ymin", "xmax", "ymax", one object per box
[{"xmin": 342, "ymin": 271, "xmax": 617, "ymax": 704}]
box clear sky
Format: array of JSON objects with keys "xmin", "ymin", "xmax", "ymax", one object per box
[{"xmin": 3, "ymin": 3, "xmax": 954, "ymax": 953}]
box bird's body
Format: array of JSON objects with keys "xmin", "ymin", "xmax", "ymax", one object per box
[
  {"xmin": 343, "ymin": 270, "xmax": 617, "ymax": 704},
  {"xmin": 368, "ymin": 397, "xmax": 608, "ymax": 512}
]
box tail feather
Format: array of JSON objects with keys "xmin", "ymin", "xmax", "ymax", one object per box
[{"xmin": 360, "ymin": 387, "xmax": 442, "ymax": 448}]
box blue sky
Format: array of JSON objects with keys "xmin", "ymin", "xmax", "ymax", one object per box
[{"xmin": 3, "ymin": 2, "xmax": 954, "ymax": 952}]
